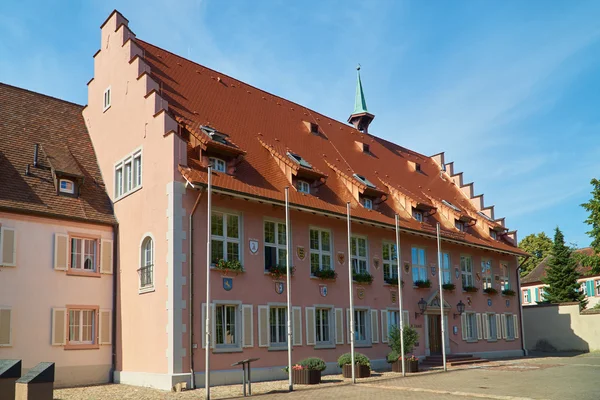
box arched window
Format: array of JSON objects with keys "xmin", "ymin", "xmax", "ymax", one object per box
[{"xmin": 140, "ymin": 236, "xmax": 154, "ymax": 290}]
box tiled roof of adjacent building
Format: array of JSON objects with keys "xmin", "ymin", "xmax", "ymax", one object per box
[
  {"xmin": 132, "ymin": 37, "xmax": 526, "ymax": 256},
  {"xmin": 0, "ymin": 83, "xmax": 116, "ymax": 225},
  {"xmin": 521, "ymin": 247, "xmax": 597, "ymax": 285}
]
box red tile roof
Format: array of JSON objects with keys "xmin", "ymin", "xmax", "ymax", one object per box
[
  {"xmin": 521, "ymin": 248, "xmax": 598, "ymax": 285},
  {"xmin": 134, "ymin": 39, "xmax": 525, "ymax": 256},
  {"xmin": 0, "ymin": 83, "xmax": 116, "ymax": 226}
]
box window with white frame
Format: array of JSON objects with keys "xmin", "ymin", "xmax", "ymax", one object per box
[
  {"xmin": 133, "ymin": 152, "xmax": 142, "ymax": 187},
  {"xmin": 211, "ymin": 211, "xmax": 241, "ymax": 264},
  {"xmin": 115, "ymin": 167, "xmax": 123, "ymax": 198},
  {"xmin": 70, "ymin": 237, "xmax": 97, "ymax": 272},
  {"xmin": 351, "ymin": 236, "xmax": 368, "ymax": 274},
  {"xmin": 114, "ymin": 149, "xmax": 142, "ymax": 198},
  {"xmin": 269, "ymin": 306, "xmax": 287, "ymax": 346},
  {"xmin": 487, "ymin": 313, "xmax": 497, "ymax": 340},
  {"xmin": 481, "ymin": 259, "xmax": 492, "ymax": 289},
  {"xmin": 465, "ymin": 312, "xmax": 477, "ymax": 341},
  {"xmin": 209, "ymin": 157, "xmax": 226, "ymax": 173},
  {"xmin": 215, "ymin": 304, "xmax": 238, "ymax": 347},
  {"xmin": 411, "ymin": 247, "xmax": 427, "ymax": 283},
  {"xmin": 580, "ymin": 282, "xmax": 587, "ymax": 296},
  {"xmin": 361, "ymin": 197, "xmax": 373, "ymax": 210},
  {"xmin": 315, "ymin": 308, "xmax": 331, "ymax": 344},
  {"xmin": 490, "ymin": 230, "xmax": 498, "ymax": 240},
  {"xmin": 388, "ymin": 310, "xmax": 400, "ymax": 332},
  {"xmin": 103, "ymin": 87, "xmax": 111, "ymax": 111},
  {"xmin": 505, "ymin": 314, "xmax": 515, "ymax": 339},
  {"xmin": 539, "ymin": 287, "xmax": 545, "ymax": 301},
  {"xmin": 523, "ymin": 289, "xmax": 530, "ymax": 303},
  {"xmin": 59, "ymin": 179, "xmax": 75, "ymax": 194},
  {"xmin": 596, "ymin": 280, "xmax": 600, "ymax": 296},
  {"xmin": 354, "ymin": 309, "xmax": 368, "ymax": 343},
  {"xmin": 68, "ymin": 309, "xmax": 95, "ymax": 344},
  {"xmin": 441, "ymin": 252, "xmax": 451, "ymax": 284},
  {"xmin": 412, "ymin": 208, "xmax": 423, "ymax": 222},
  {"xmin": 382, "ymin": 242, "xmax": 398, "ymax": 282},
  {"xmin": 500, "ymin": 263, "xmax": 510, "ymax": 290},
  {"xmin": 461, "ymin": 255, "xmax": 473, "ymax": 288},
  {"xmin": 297, "ymin": 180, "xmax": 310, "ymax": 194},
  {"xmin": 140, "ymin": 236, "xmax": 154, "ymax": 289},
  {"xmin": 309, "ymin": 228, "xmax": 332, "ymax": 274},
  {"xmin": 264, "ymin": 221, "xmax": 287, "ymax": 271}
]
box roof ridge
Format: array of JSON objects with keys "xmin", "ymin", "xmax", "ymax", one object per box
[{"xmin": 0, "ymin": 82, "xmax": 84, "ymax": 109}]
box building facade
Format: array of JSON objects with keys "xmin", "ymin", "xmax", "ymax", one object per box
[
  {"xmin": 0, "ymin": 83, "xmax": 116, "ymax": 387},
  {"xmin": 82, "ymin": 10, "xmax": 527, "ymax": 390}
]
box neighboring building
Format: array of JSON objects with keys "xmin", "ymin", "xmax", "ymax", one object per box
[
  {"xmin": 521, "ymin": 248, "xmax": 600, "ymax": 307},
  {"xmin": 0, "ymin": 83, "xmax": 116, "ymax": 386},
  {"xmin": 83, "ymin": 10, "xmax": 527, "ymax": 390}
]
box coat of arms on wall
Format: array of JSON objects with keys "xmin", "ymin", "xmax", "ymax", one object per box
[
  {"xmin": 404, "ymin": 261, "xmax": 410, "ymax": 273},
  {"xmin": 467, "ymin": 296, "xmax": 472, "ymax": 306},
  {"xmin": 373, "ymin": 257, "xmax": 380, "ymax": 270},
  {"xmin": 357, "ymin": 287, "xmax": 365, "ymax": 300},
  {"xmin": 475, "ymin": 272, "xmax": 481, "ymax": 282},
  {"xmin": 223, "ymin": 277, "xmax": 233, "ymax": 291},
  {"xmin": 391, "ymin": 290, "xmax": 397, "ymax": 303},
  {"xmin": 431, "ymin": 265, "xmax": 437, "ymax": 277},
  {"xmin": 455, "ymin": 267, "xmax": 460, "ymax": 279},
  {"xmin": 487, "ymin": 299, "xmax": 492, "ymax": 307},
  {"xmin": 275, "ymin": 281, "xmax": 284, "ymax": 294},
  {"xmin": 494, "ymin": 274, "xmax": 500, "ymax": 281},
  {"xmin": 337, "ymin": 252, "xmax": 345, "ymax": 265},
  {"xmin": 506, "ymin": 299, "xmax": 510, "ymax": 308},
  {"xmin": 319, "ymin": 285, "xmax": 328, "ymax": 297},
  {"xmin": 249, "ymin": 239, "xmax": 259, "ymax": 255},
  {"xmin": 296, "ymin": 246, "xmax": 305, "ymax": 261}
]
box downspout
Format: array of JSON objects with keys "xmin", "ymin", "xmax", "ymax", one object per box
[
  {"xmin": 111, "ymin": 224, "xmax": 119, "ymax": 382},
  {"xmin": 189, "ymin": 187, "xmax": 204, "ymax": 389},
  {"xmin": 516, "ymin": 256, "xmax": 529, "ymax": 357}
]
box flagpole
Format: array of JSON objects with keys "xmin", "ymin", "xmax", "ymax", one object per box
[
  {"xmin": 395, "ymin": 214, "xmax": 406, "ymax": 377},
  {"xmin": 285, "ymin": 187, "xmax": 293, "ymax": 392},
  {"xmin": 437, "ymin": 223, "xmax": 447, "ymax": 372},
  {"xmin": 205, "ymin": 166, "xmax": 212, "ymax": 399},
  {"xmin": 347, "ymin": 202, "xmax": 356, "ymax": 383}
]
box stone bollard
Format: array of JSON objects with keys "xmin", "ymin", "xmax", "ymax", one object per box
[
  {"xmin": 15, "ymin": 362, "xmax": 54, "ymax": 400},
  {"xmin": 0, "ymin": 359, "xmax": 22, "ymax": 400}
]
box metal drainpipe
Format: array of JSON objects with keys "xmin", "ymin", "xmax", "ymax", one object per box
[
  {"xmin": 111, "ymin": 224, "xmax": 119, "ymax": 382},
  {"xmin": 189, "ymin": 188, "xmax": 204, "ymax": 389},
  {"xmin": 516, "ymin": 257, "xmax": 529, "ymax": 357}
]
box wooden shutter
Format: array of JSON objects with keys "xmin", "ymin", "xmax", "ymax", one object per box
[
  {"xmin": 242, "ymin": 305, "xmax": 253, "ymax": 348},
  {"xmin": 346, "ymin": 309, "xmax": 352, "ymax": 343},
  {"xmin": 305, "ymin": 307, "xmax": 315, "ymax": 346},
  {"xmin": 54, "ymin": 234, "xmax": 69, "ymax": 270},
  {"xmin": 513, "ymin": 314, "xmax": 519, "ymax": 339},
  {"xmin": 370, "ymin": 309, "xmax": 379, "ymax": 344},
  {"xmin": 99, "ymin": 309, "xmax": 112, "ymax": 345},
  {"xmin": 587, "ymin": 281, "xmax": 594, "ymax": 298},
  {"xmin": 52, "ymin": 308, "xmax": 67, "ymax": 346},
  {"xmin": 526, "ymin": 289, "xmax": 531, "ymax": 302},
  {"xmin": 335, "ymin": 308, "xmax": 344, "ymax": 345},
  {"xmin": 476, "ymin": 313, "xmax": 482, "ymax": 340},
  {"xmin": 501, "ymin": 314, "xmax": 507, "ymax": 339},
  {"xmin": 0, "ymin": 227, "xmax": 16, "ymax": 267},
  {"xmin": 0, "ymin": 308, "xmax": 12, "ymax": 346},
  {"xmin": 381, "ymin": 310, "xmax": 389, "ymax": 343},
  {"xmin": 534, "ymin": 288, "xmax": 539, "ymax": 302},
  {"xmin": 496, "ymin": 314, "xmax": 502, "ymax": 340},
  {"xmin": 258, "ymin": 305, "xmax": 269, "ymax": 347},
  {"xmin": 292, "ymin": 306, "xmax": 302, "ymax": 346},
  {"xmin": 402, "ymin": 310, "xmax": 410, "ymax": 327},
  {"xmin": 482, "ymin": 314, "xmax": 489, "ymax": 340},
  {"xmin": 461, "ymin": 313, "xmax": 467, "ymax": 340},
  {"xmin": 100, "ymin": 239, "xmax": 113, "ymax": 274}
]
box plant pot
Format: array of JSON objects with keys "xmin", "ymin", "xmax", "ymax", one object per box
[
  {"xmin": 292, "ymin": 369, "xmax": 321, "ymax": 385},
  {"xmin": 391, "ymin": 360, "xmax": 419, "ymax": 373},
  {"xmin": 391, "ymin": 360, "xmax": 402, "ymax": 373},
  {"xmin": 342, "ymin": 364, "xmax": 371, "ymax": 378}
]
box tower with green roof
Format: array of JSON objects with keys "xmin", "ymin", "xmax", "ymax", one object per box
[{"xmin": 348, "ymin": 65, "xmax": 375, "ymax": 133}]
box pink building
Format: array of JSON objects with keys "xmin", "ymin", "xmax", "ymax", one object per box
[
  {"xmin": 0, "ymin": 83, "xmax": 116, "ymax": 387},
  {"xmin": 83, "ymin": 10, "xmax": 527, "ymax": 390}
]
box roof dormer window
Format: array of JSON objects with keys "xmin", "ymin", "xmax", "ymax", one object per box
[
  {"xmin": 297, "ymin": 180, "xmax": 310, "ymax": 194},
  {"xmin": 490, "ymin": 230, "xmax": 498, "ymax": 240},
  {"xmin": 287, "ymin": 152, "xmax": 312, "ymax": 169},
  {"xmin": 209, "ymin": 157, "xmax": 227, "ymax": 173},
  {"xmin": 310, "ymin": 123, "xmax": 319, "ymax": 134},
  {"xmin": 478, "ymin": 211, "xmax": 494, "ymax": 222},
  {"xmin": 415, "ymin": 163, "xmax": 421, "ymax": 172},
  {"xmin": 353, "ymin": 173, "xmax": 376, "ymax": 189},
  {"xmin": 442, "ymin": 200, "xmax": 461, "ymax": 212},
  {"xmin": 200, "ymin": 125, "xmax": 229, "ymax": 145},
  {"xmin": 412, "ymin": 208, "xmax": 423, "ymax": 222},
  {"xmin": 59, "ymin": 179, "xmax": 75, "ymax": 195},
  {"xmin": 455, "ymin": 220, "xmax": 465, "ymax": 232},
  {"xmin": 361, "ymin": 197, "xmax": 373, "ymax": 210}
]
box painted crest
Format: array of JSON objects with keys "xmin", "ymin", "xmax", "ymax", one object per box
[
  {"xmin": 337, "ymin": 252, "xmax": 345, "ymax": 265},
  {"xmin": 475, "ymin": 272, "xmax": 481, "ymax": 282},
  {"xmin": 319, "ymin": 285, "xmax": 328, "ymax": 297},
  {"xmin": 275, "ymin": 281, "xmax": 284, "ymax": 294},
  {"xmin": 455, "ymin": 267, "xmax": 460, "ymax": 279},
  {"xmin": 453, "ymin": 326, "xmax": 458, "ymax": 335},
  {"xmin": 296, "ymin": 246, "xmax": 306, "ymax": 261},
  {"xmin": 467, "ymin": 296, "xmax": 472, "ymax": 306},
  {"xmin": 404, "ymin": 261, "xmax": 410, "ymax": 273},
  {"xmin": 494, "ymin": 274, "xmax": 500, "ymax": 281},
  {"xmin": 506, "ymin": 299, "xmax": 510, "ymax": 308},
  {"xmin": 357, "ymin": 287, "xmax": 365, "ymax": 300},
  {"xmin": 487, "ymin": 299, "xmax": 492, "ymax": 307},
  {"xmin": 391, "ymin": 290, "xmax": 397, "ymax": 304},
  {"xmin": 249, "ymin": 239, "xmax": 259, "ymax": 255},
  {"xmin": 431, "ymin": 265, "xmax": 437, "ymax": 277},
  {"xmin": 223, "ymin": 277, "xmax": 233, "ymax": 291},
  {"xmin": 373, "ymin": 258, "xmax": 380, "ymax": 270}
]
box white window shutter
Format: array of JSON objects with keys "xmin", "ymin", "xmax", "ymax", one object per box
[
  {"xmin": 52, "ymin": 308, "xmax": 67, "ymax": 346},
  {"xmin": 370, "ymin": 309, "xmax": 379, "ymax": 344},
  {"xmin": 305, "ymin": 307, "xmax": 315, "ymax": 346},
  {"xmin": 402, "ymin": 310, "xmax": 410, "ymax": 327},
  {"xmin": 54, "ymin": 233, "xmax": 68, "ymax": 271},
  {"xmin": 381, "ymin": 310, "xmax": 388, "ymax": 343},
  {"xmin": 258, "ymin": 305, "xmax": 269, "ymax": 347},
  {"xmin": 495, "ymin": 314, "xmax": 502, "ymax": 340},
  {"xmin": 482, "ymin": 314, "xmax": 489, "ymax": 340},
  {"xmin": 201, "ymin": 304, "xmax": 207, "ymax": 348},
  {"xmin": 347, "ymin": 309, "xmax": 351, "ymax": 344},
  {"xmin": 335, "ymin": 308, "xmax": 344, "ymax": 345},
  {"xmin": 513, "ymin": 315, "xmax": 519, "ymax": 339},
  {"xmin": 99, "ymin": 309, "xmax": 112, "ymax": 345},
  {"xmin": 0, "ymin": 227, "xmax": 16, "ymax": 267},
  {"xmin": 501, "ymin": 314, "xmax": 507, "ymax": 339},
  {"xmin": 476, "ymin": 313, "xmax": 482, "ymax": 340},
  {"xmin": 461, "ymin": 313, "xmax": 467, "ymax": 341},
  {"xmin": 242, "ymin": 305, "xmax": 253, "ymax": 348},
  {"xmin": 0, "ymin": 308, "xmax": 12, "ymax": 346},
  {"xmin": 292, "ymin": 306, "xmax": 302, "ymax": 346},
  {"xmin": 100, "ymin": 239, "xmax": 113, "ymax": 274},
  {"xmin": 210, "ymin": 304, "xmax": 216, "ymax": 349}
]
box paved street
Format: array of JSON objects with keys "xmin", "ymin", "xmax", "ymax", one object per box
[{"xmin": 55, "ymin": 353, "xmax": 599, "ymax": 399}]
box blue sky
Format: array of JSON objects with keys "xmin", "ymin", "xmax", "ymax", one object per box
[{"xmin": 2, "ymin": 0, "xmax": 600, "ymax": 247}]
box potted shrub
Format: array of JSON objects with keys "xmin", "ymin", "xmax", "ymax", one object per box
[
  {"xmin": 313, "ymin": 268, "xmax": 337, "ymax": 280},
  {"xmin": 267, "ymin": 265, "xmax": 295, "ymax": 280},
  {"xmin": 442, "ymin": 283, "xmax": 456, "ymax": 291},
  {"xmin": 502, "ymin": 289, "xmax": 516, "ymax": 296},
  {"xmin": 483, "ymin": 287, "xmax": 498, "ymax": 295},
  {"xmin": 463, "ymin": 285, "xmax": 478, "ymax": 293},
  {"xmin": 386, "ymin": 325, "xmax": 419, "ymax": 373},
  {"xmin": 338, "ymin": 352, "xmax": 370, "ymax": 378},
  {"xmin": 352, "ymin": 271, "xmax": 374, "ymax": 284},
  {"xmin": 384, "ymin": 277, "xmax": 404, "ymax": 286},
  {"xmin": 405, "ymin": 354, "xmax": 419, "ymax": 372},
  {"xmin": 287, "ymin": 357, "xmax": 326, "ymax": 384},
  {"xmin": 214, "ymin": 259, "xmax": 244, "ymax": 275},
  {"xmin": 414, "ymin": 279, "xmax": 431, "ymax": 289}
]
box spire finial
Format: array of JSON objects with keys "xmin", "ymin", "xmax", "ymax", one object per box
[{"xmin": 348, "ymin": 64, "xmax": 375, "ymax": 133}]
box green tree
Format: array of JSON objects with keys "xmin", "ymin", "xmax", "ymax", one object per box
[
  {"xmin": 581, "ymin": 178, "xmax": 600, "ymax": 274},
  {"xmin": 518, "ymin": 232, "xmax": 553, "ymax": 277},
  {"xmin": 543, "ymin": 227, "xmax": 587, "ymax": 309}
]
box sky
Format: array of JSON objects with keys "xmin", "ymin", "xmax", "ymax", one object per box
[{"xmin": 2, "ymin": 0, "xmax": 600, "ymax": 248}]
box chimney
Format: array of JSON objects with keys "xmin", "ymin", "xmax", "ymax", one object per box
[{"xmin": 33, "ymin": 143, "xmax": 39, "ymax": 168}]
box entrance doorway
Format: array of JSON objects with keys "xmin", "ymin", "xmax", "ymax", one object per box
[{"xmin": 427, "ymin": 314, "xmax": 442, "ymax": 355}]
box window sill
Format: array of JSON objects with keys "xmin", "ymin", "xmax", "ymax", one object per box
[
  {"xmin": 354, "ymin": 343, "xmax": 372, "ymax": 348},
  {"xmin": 66, "ymin": 269, "xmax": 101, "ymax": 278},
  {"xmin": 139, "ymin": 286, "xmax": 155, "ymax": 294},
  {"xmin": 466, "ymin": 339, "xmax": 478, "ymax": 343},
  {"xmin": 65, "ymin": 343, "xmax": 100, "ymax": 350},
  {"xmin": 213, "ymin": 347, "xmax": 243, "ymax": 354},
  {"xmin": 314, "ymin": 343, "xmax": 336, "ymax": 350},
  {"xmin": 268, "ymin": 346, "xmax": 289, "ymax": 352},
  {"xmin": 114, "ymin": 185, "xmax": 143, "ymax": 204},
  {"xmin": 505, "ymin": 338, "xmax": 516, "ymax": 342},
  {"xmin": 486, "ymin": 339, "xmax": 498, "ymax": 343},
  {"xmin": 103, "ymin": 105, "xmax": 111, "ymax": 113},
  {"xmin": 310, "ymin": 276, "xmax": 336, "ymax": 281}
]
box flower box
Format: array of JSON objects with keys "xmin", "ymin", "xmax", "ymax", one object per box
[
  {"xmin": 313, "ymin": 268, "xmax": 337, "ymax": 281},
  {"xmin": 342, "ymin": 364, "xmax": 370, "ymax": 378},
  {"xmin": 390, "ymin": 359, "xmax": 419, "ymax": 373},
  {"xmin": 213, "ymin": 259, "xmax": 244, "ymax": 276},
  {"xmin": 483, "ymin": 287, "xmax": 498, "ymax": 295},
  {"xmin": 442, "ymin": 283, "xmax": 456, "ymax": 291},
  {"xmin": 292, "ymin": 369, "xmax": 321, "ymax": 385},
  {"xmin": 414, "ymin": 280, "xmax": 431, "ymax": 289},
  {"xmin": 384, "ymin": 277, "xmax": 404, "ymax": 286},
  {"xmin": 352, "ymin": 271, "xmax": 374, "ymax": 284},
  {"xmin": 267, "ymin": 265, "xmax": 295, "ymax": 280},
  {"xmin": 502, "ymin": 289, "xmax": 516, "ymax": 297},
  {"xmin": 463, "ymin": 286, "xmax": 479, "ymax": 293}
]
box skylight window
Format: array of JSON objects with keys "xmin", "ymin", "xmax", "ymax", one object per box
[
  {"xmin": 362, "ymin": 197, "xmax": 373, "ymax": 210},
  {"xmin": 201, "ymin": 125, "xmax": 228, "ymax": 144},
  {"xmin": 287, "ymin": 152, "xmax": 312, "ymax": 169},
  {"xmin": 478, "ymin": 211, "xmax": 495, "ymax": 222},
  {"xmin": 442, "ymin": 200, "xmax": 461, "ymax": 212},
  {"xmin": 353, "ymin": 173, "xmax": 375, "ymax": 189},
  {"xmin": 310, "ymin": 123, "xmax": 319, "ymax": 134}
]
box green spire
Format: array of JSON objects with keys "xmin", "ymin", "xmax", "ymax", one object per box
[{"xmin": 352, "ymin": 65, "xmax": 369, "ymax": 115}]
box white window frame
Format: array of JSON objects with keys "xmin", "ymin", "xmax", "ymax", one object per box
[
  {"xmin": 309, "ymin": 227, "xmax": 332, "ymax": 275},
  {"xmin": 351, "ymin": 236, "xmax": 369, "ymax": 275},
  {"xmin": 539, "ymin": 287, "xmax": 545, "ymax": 301},
  {"xmin": 412, "ymin": 208, "xmax": 423, "ymax": 222},
  {"xmin": 315, "ymin": 307, "xmax": 333, "ymax": 345},
  {"xmin": 59, "ymin": 179, "xmax": 75, "ymax": 194},
  {"xmin": 68, "ymin": 309, "xmax": 95, "ymax": 345},
  {"xmin": 486, "ymin": 313, "xmax": 497, "ymax": 341},
  {"xmin": 269, "ymin": 305, "xmax": 287, "ymax": 347},
  {"xmin": 441, "ymin": 252, "xmax": 451, "ymax": 284},
  {"xmin": 361, "ymin": 197, "xmax": 373, "ymax": 210},
  {"xmin": 70, "ymin": 237, "xmax": 97, "ymax": 272},
  {"xmin": 382, "ymin": 241, "xmax": 397, "ymax": 282},
  {"xmin": 103, "ymin": 86, "xmax": 111, "ymax": 112},
  {"xmin": 505, "ymin": 313, "xmax": 516, "ymax": 340},
  {"xmin": 264, "ymin": 220, "xmax": 287, "ymax": 271},
  {"xmin": 297, "ymin": 180, "xmax": 310, "ymax": 194},
  {"xmin": 461, "ymin": 255, "xmax": 474, "ymax": 288},
  {"xmin": 114, "ymin": 148, "xmax": 143, "ymax": 200},
  {"xmin": 354, "ymin": 308, "xmax": 370, "ymax": 345},
  {"xmin": 411, "ymin": 246, "xmax": 427, "ymax": 283},
  {"xmin": 465, "ymin": 312, "xmax": 477, "ymax": 341},
  {"xmin": 209, "ymin": 157, "xmax": 227, "ymax": 173},
  {"xmin": 211, "ymin": 210, "xmax": 242, "ymax": 265},
  {"xmin": 215, "ymin": 303, "xmax": 240, "ymax": 349},
  {"xmin": 490, "ymin": 230, "xmax": 498, "ymax": 240},
  {"xmin": 523, "ymin": 289, "xmax": 530, "ymax": 303},
  {"xmin": 481, "ymin": 259, "xmax": 492, "ymax": 289},
  {"xmin": 139, "ymin": 234, "xmax": 155, "ymax": 292},
  {"xmin": 596, "ymin": 280, "xmax": 600, "ymax": 296},
  {"xmin": 500, "ymin": 263, "xmax": 510, "ymax": 290}
]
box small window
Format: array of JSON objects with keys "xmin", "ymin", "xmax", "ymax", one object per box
[
  {"xmin": 297, "ymin": 180, "xmax": 310, "ymax": 194},
  {"xmin": 309, "ymin": 228, "xmax": 332, "ymax": 275},
  {"xmin": 68, "ymin": 309, "xmax": 95, "ymax": 344},
  {"xmin": 523, "ymin": 289, "xmax": 530, "ymax": 303},
  {"xmin": 461, "ymin": 255, "xmax": 474, "ymax": 288},
  {"xmin": 310, "ymin": 123, "xmax": 319, "ymax": 134},
  {"xmin": 415, "ymin": 163, "xmax": 421, "ymax": 172},
  {"xmin": 215, "ymin": 304, "xmax": 238, "ymax": 347},
  {"xmin": 455, "ymin": 220, "xmax": 465, "ymax": 232},
  {"xmin": 59, "ymin": 179, "xmax": 75, "ymax": 194},
  {"xmin": 264, "ymin": 221, "xmax": 287, "ymax": 271},
  {"xmin": 209, "ymin": 157, "xmax": 227, "ymax": 173},
  {"xmin": 287, "ymin": 152, "xmax": 312, "ymax": 169},
  {"xmin": 269, "ymin": 306, "xmax": 287, "ymax": 346},
  {"xmin": 351, "ymin": 236, "xmax": 368, "ymax": 274},
  {"xmin": 211, "ymin": 211, "xmax": 241, "ymax": 264},
  {"xmin": 115, "ymin": 149, "xmax": 142, "ymax": 199},
  {"xmin": 481, "ymin": 259, "xmax": 492, "ymax": 289},
  {"xmin": 487, "ymin": 313, "xmax": 497, "ymax": 340},
  {"xmin": 411, "ymin": 247, "xmax": 427, "ymax": 283},
  {"xmin": 382, "ymin": 242, "xmax": 398, "ymax": 282},
  {"xmin": 114, "ymin": 164, "xmax": 123, "ymax": 198},
  {"xmin": 315, "ymin": 308, "xmax": 331, "ymax": 344},
  {"xmin": 70, "ymin": 237, "xmax": 97, "ymax": 272},
  {"xmin": 442, "ymin": 200, "xmax": 461, "ymax": 212},
  {"xmin": 354, "ymin": 309, "xmax": 369, "ymax": 343},
  {"xmin": 505, "ymin": 314, "xmax": 515, "ymax": 339},
  {"xmin": 353, "ymin": 173, "xmax": 376, "ymax": 188},
  {"xmin": 103, "ymin": 87, "xmax": 111, "ymax": 111},
  {"xmin": 490, "ymin": 230, "xmax": 498, "ymax": 240},
  {"xmin": 362, "ymin": 143, "xmax": 370, "ymax": 153},
  {"xmin": 465, "ymin": 312, "xmax": 477, "ymax": 341},
  {"xmin": 361, "ymin": 197, "xmax": 373, "ymax": 210},
  {"xmin": 140, "ymin": 236, "xmax": 154, "ymax": 290},
  {"xmin": 412, "ymin": 208, "xmax": 423, "ymax": 222}
]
